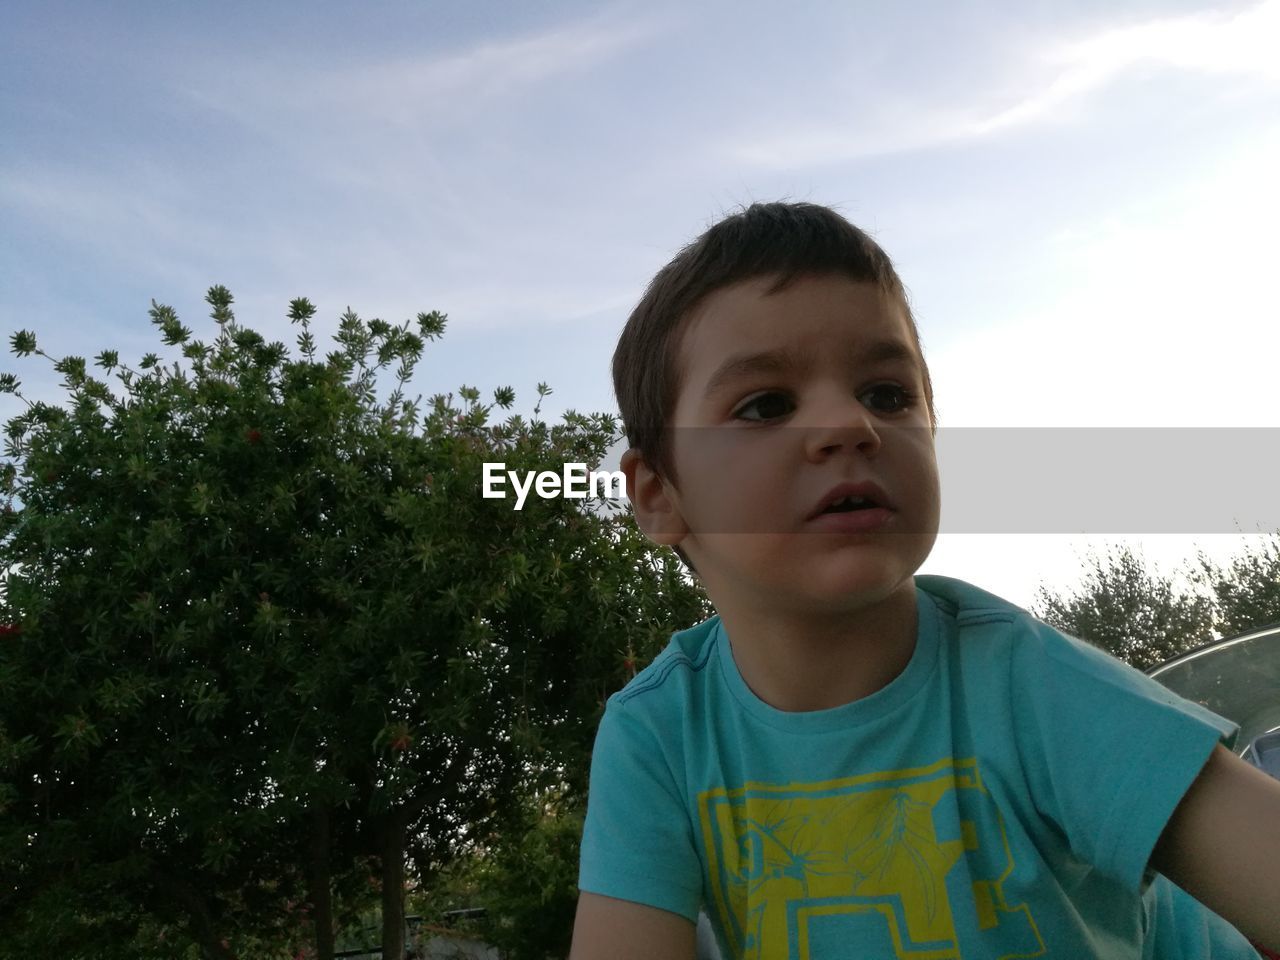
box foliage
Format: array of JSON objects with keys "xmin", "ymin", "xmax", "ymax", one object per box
[
  {"xmin": 1031, "ymin": 543, "xmax": 1215, "ymax": 670},
  {"xmin": 412, "ymin": 790, "xmax": 583, "ymax": 960},
  {"xmin": 1033, "ymin": 537, "xmax": 1280, "ymax": 671},
  {"xmin": 1188, "ymin": 535, "xmax": 1280, "ymax": 639},
  {"xmin": 0, "ymin": 288, "xmax": 710, "ymax": 959}
]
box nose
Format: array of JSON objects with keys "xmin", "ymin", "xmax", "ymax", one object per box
[{"xmin": 802, "ymin": 392, "xmax": 882, "ymax": 462}]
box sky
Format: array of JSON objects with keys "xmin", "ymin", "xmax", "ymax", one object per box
[{"xmin": 3, "ymin": 0, "xmax": 1279, "ymax": 616}]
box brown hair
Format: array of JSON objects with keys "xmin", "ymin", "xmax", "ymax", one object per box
[{"xmin": 612, "ymin": 201, "xmax": 936, "ymax": 485}]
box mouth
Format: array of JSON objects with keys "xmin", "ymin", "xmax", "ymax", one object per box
[{"xmin": 808, "ymin": 482, "xmax": 893, "ymax": 521}]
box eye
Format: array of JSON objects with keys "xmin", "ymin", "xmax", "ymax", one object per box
[
  {"xmin": 860, "ymin": 383, "xmax": 917, "ymax": 414},
  {"xmin": 732, "ymin": 390, "xmax": 795, "ymax": 422}
]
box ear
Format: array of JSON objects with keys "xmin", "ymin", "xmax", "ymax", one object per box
[{"xmin": 621, "ymin": 448, "xmax": 688, "ymax": 547}]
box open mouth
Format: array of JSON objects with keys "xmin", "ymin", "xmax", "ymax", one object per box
[
  {"xmin": 808, "ymin": 482, "xmax": 893, "ymax": 522},
  {"xmin": 821, "ymin": 495, "xmax": 880, "ymax": 514}
]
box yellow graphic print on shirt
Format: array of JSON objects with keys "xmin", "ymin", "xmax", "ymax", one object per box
[{"xmin": 698, "ymin": 758, "xmax": 1044, "ymax": 959}]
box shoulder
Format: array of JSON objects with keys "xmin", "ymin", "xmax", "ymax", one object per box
[
  {"xmin": 610, "ymin": 614, "xmax": 721, "ymax": 710},
  {"xmin": 916, "ymin": 574, "xmax": 1235, "ymax": 739},
  {"xmin": 916, "ymin": 573, "xmax": 1032, "ymax": 628},
  {"xmin": 916, "ymin": 572, "xmax": 1061, "ymax": 664},
  {"xmin": 590, "ymin": 615, "xmax": 723, "ymax": 786},
  {"xmin": 916, "ymin": 573, "xmax": 1135, "ymax": 678},
  {"xmin": 580, "ymin": 626, "xmax": 713, "ymax": 924}
]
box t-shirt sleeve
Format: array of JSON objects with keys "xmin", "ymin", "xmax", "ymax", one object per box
[
  {"xmin": 577, "ymin": 698, "xmax": 704, "ymax": 922},
  {"xmin": 1009, "ymin": 618, "xmax": 1238, "ymax": 894},
  {"xmin": 1143, "ymin": 875, "xmax": 1264, "ymax": 959}
]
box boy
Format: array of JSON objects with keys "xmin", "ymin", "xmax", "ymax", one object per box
[{"xmin": 569, "ymin": 202, "xmax": 1280, "ymax": 959}]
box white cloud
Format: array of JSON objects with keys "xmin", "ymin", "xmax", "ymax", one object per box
[
  {"xmin": 181, "ymin": 12, "xmax": 663, "ymax": 130},
  {"xmin": 971, "ymin": 0, "xmax": 1280, "ymax": 136},
  {"xmin": 727, "ymin": 0, "xmax": 1280, "ymax": 168},
  {"xmin": 344, "ymin": 17, "xmax": 658, "ymax": 126}
]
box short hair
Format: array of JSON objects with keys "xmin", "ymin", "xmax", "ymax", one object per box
[{"xmin": 612, "ymin": 201, "xmax": 936, "ymax": 484}]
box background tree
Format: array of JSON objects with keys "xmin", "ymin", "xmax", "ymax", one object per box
[
  {"xmin": 1189, "ymin": 535, "xmax": 1280, "ymax": 639},
  {"xmin": 0, "ymin": 289, "xmax": 710, "ymax": 960},
  {"xmin": 410, "ymin": 786, "xmax": 584, "ymax": 960},
  {"xmin": 1031, "ymin": 543, "xmax": 1215, "ymax": 670}
]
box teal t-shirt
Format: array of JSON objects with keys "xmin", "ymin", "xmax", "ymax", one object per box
[{"xmin": 578, "ymin": 575, "xmax": 1258, "ymax": 958}]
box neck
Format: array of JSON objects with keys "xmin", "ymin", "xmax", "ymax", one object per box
[{"xmin": 714, "ymin": 581, "xmax": 919, "ymax": 713}]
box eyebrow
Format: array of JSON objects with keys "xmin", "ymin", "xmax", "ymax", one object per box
[{"xmin": 702, "ymin": 339, "xmax": 919, "ymax": 399}]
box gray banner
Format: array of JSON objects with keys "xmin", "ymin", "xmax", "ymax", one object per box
[
  {"xmin": 934, "ymin": 427, "xmax": 1279, "ymax": 534},
  {"xmin": 587, "ymin": 428, "xmax": 1280, "ymax": 534}
]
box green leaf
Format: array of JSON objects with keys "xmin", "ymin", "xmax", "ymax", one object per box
[
  {"xmin": 288, "ymin": 297, "xmax": 316, "ymax": 323},
  {"xmin": 205, "ymin": 285, "xmax": 235, "ymax": 325},
  {"xmin": 53, "ymin": 355, "xmax": 87, "ymax": 384},
  {"xmin": 417, "ymin": 310, "xmax": 447, "ymax": 340},
  {"xmin": 9, "ymin": 329, "xmax": 37, "ymax": 356}
]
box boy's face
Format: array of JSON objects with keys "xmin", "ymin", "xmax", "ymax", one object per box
[{"xmin": 632, "ymin": 273, "xmax": 940, "ymax": 618}]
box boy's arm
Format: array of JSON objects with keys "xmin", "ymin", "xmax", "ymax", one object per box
[
  {"xmin": 568, "ymin": 892, "xmax": 696, "ymax": 960},
  {"xmin": 1150, "ymin": 744, "xmax": 1280, "ymax": 950}
]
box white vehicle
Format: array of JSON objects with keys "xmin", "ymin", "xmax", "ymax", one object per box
[{"xmin": 1147, "ymin": 622, "xmax": 1280, "ymax": 779}]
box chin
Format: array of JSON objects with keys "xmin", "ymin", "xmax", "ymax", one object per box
[{"xmin": 796, "ymin": 568, "xmax": 914, "ymax": 610}]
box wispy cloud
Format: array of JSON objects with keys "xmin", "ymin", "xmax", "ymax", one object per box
[
  {"xmin": 970, "ymin": 0, "xmax": 1280, "ymax": 136},
  {"xmin": 0, "ymin": 7, "xmax": 664, "ymax": 319},
  {"xmin": 181, "ymin": 11, "xmax": 663, "ymax": 130},
  {"xmin": 0, "ymin": 165, "xmax": 233, "ymax": 292},
  {"xmin": 333, "ymin": 16, "xmax": 660, "ymax": 126},
  {"xmin": 726, "ymin": 0, "xmax": 1280, "ymax": 168}
]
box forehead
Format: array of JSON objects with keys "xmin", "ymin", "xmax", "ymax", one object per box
[{"xmin": 672, "ymin": 273, "xmax": 918, "ymax": 397}]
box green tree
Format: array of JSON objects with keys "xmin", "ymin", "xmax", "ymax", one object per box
[
  {"xmin": 1189, "ymin": 535, "xmax": 1280, "ymax": 639},
  {"xmin": 0, "ymin": 289, "xmax": 709, "ymax": 959},
  {"xmin": 410, "ymin": 788, "xmax": 584, "ymax": 960},
  {"xmin": 1031, "ymin": 543, "xmax": 1215, "ymax": 670}
]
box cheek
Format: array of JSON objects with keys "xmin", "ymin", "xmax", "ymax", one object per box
[
  {"xmin": 901, "ymin": 436, "xmax": 940, "ymax": 487},
  {"xmin": 905, "ymin": 447, "xmax": 943, "ymax": 535},
  {"xmin": 917, "ymin": 450, "xmax": 941, "ymax": 500},
  {"xmin": 880, "ymin": 438, "xmax": 940, "ymax": 523},
  {"xmin": 678, "ymin": 429, "xmax": 784, "ymax": 480},
  {"xmin": 675, "ymin": 440, "xmax": 794, "ymax": 534}
]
